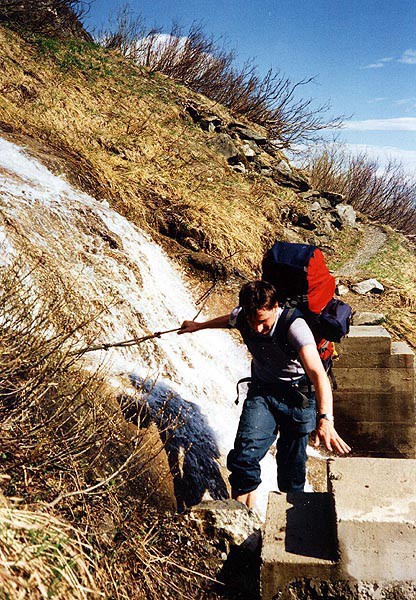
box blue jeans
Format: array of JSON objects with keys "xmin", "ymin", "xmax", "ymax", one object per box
[{"xmin": 227, "ymin": 380, "xmax": 316, "ymax": 494}]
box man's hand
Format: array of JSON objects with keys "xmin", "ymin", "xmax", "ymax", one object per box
[
  {"xmin": 178, "ymin": 314, "xmax": 231, "ymax": 334},
  {"xmin": 178, "ymin": 320, "xmax": 201, "ymax": 334},
  {"xmin": 313, "ymin": 420, "xmax": 351, "ymax": 454}
]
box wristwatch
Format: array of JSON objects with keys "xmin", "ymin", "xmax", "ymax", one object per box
[{"xmin": 317, "ymin": 413, "xmax": 334, "ymax": 423}]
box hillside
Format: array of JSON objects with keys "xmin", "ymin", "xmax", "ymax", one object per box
[
  {"xmin": 0, "ymin": 21, "xmax": 415, "ymax": 599},
  {"xmin": 0, "ymin": 26, "xmax": 414, "ymax": 346}
]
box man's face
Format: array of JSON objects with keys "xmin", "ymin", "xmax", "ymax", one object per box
[{"xmin": 247, "ymin": 303, "xmax": 278, "ymax": 335}]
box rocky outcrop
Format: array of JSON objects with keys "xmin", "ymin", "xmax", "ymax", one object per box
[
  {"xmin": 0, "ymin": 0, "xmax": 92, "ymax": 40},
  {"xmin": 185, "ymin": 103, "xmax": 361, "ymax": 243}
]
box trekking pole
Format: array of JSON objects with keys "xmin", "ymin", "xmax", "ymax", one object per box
[{"xmin": 70, "ymin": 327, "xmax": 182, "ymax": 356}]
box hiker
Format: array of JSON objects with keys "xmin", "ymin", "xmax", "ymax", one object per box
[{"xmin": 179, "ymin": 280, "xmax": 350, "ymax": 509}]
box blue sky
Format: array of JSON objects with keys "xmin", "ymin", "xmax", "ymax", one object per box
[{"xmin": 84, "ymin": 1, "xmax": 416, "ymax": 173}]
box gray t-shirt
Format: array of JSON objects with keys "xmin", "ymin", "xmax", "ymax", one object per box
[{"xmin": 229, "ymin": 306, "xmax": 316, "ymax": 383}]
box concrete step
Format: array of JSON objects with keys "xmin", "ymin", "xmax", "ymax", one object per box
[
  {"xmin": 335, "ymin": 421, "xmax": 415, "ymax": 458},
  {"xmin": 261, "ymin": 459, "xmax": 416, "ymax": 599},
  {"xmin": 261, "ymin": 492, "xmax": 338, "ymax": 599},
  {"xmin": 332, "ymin": 367, "xmax": 414, "ymax": 393},
  {"xmin": 337, "ymin": 325, "xmax": 392, "ymax": 354},
  {"xmin": 333, "ymin": 391, "xmax": 415, "ymax": 423},
  {"xmin": 329, "ymin": 458, "xmax": 416, "ymax": 582},
  {"xmin": 335, "ymin": 340, "xmax": 415, "ymax": 369}
]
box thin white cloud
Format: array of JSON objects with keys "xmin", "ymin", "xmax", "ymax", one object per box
[
  {"xmin": 394, "ymin": 98, "xmax": 416, "ymax": 111},
  {"xmin": 291, "ymin": 143, "xmax": 416, "ymax": 176},
  {"xmin": 342, "ymin": 143, "xmax": 416, "ymax": 175},
  {"xmin": 362, "ymin": 56, "xmax": 393, "ymax": 69},
  {"xmin": 368, "ymin": 97, "xmax": 388, "ymax": 104},
  {"xmin": 362, "ymin": 62, "xmax": 385, "ymax": 69},
  {"xmin": 343, "ymin": 118, "xmax": 416, "ymax": 131},
  {"xmin": 399, "ymin": 49, "xmax": 416, "ymax": 64}
]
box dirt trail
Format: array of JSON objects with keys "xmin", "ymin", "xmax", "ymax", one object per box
[{"xmin": 336, "ymin": 225, "xmax": 387, "ymax": 278}]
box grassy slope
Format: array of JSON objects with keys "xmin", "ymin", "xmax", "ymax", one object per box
[{"xmin": 0, "ymin": 25, "xmax": 414, "ymax": 348}]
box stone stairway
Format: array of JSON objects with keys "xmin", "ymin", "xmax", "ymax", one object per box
[
  {"xmin": 333, "ymin": 325, "xmax": 415, "ymax": 458},
  {"xmin": 261, "ymin": 325, "xmax": 416, "ymax": 598}
]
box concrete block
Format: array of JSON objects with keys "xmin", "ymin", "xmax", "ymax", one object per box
[
  {"xmin": 329, "ymin": 458, "xmax": 416, "ymax": 582},
  {"xmin": 334, "ymin": 421, "xmax": 415, "ymax": 458},
  {"xmin": 261, "ymin": 492, "xmax": 337, "ymax": 599},
  {"xmin": 333, "ymin": 367, "xmax": 414, "ymax": 394},
  {"xmin": 333, "ymin": 391, "xmax": 415, "ymax": 423},
  {"xmin": 337, "ymin": 326, "xmax": 391, "ymax": 354},
  {"xmin": 334, "ymin": 341, "xmax": 415, "ymax": 369}
]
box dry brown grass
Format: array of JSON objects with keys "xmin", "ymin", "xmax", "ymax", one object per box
[{"xmin": 0, "ymin": 496, "xmax": 100, "ymax": 599}]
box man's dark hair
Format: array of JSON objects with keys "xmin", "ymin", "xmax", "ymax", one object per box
[{"xmin": 239, "ymin": 280, "xmax": 278, "ymax": 317}]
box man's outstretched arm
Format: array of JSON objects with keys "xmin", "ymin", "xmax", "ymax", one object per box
[
  {"xmin": 299, "ymin": 344, "xmax": 351, "ymax": 455},
  {"xmin": 178, "ymin": 314, "xmax": 231, "ymax": 334}
]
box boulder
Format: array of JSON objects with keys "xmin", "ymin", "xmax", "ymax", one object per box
[
  {"xmin": 289, "ymin": 211, "xmax": 317, "ymax": 231},
  {"xmin": 199, "ymin": 116, "xmax": 222, "ymax": 132},
  {"xmin": 336, "ymin": 284, "xmax": 350, "ymax": 296},
  {"xmin": 187, "ymin": 251, "xmax": 227, "ymax": 277},
  {"xmin": 353, "ymin": 311, "xmax": 385, "ymax": 326},
  {"xmin": 240, "ymin": 143, "xmax": 256, "ymax": 161},
  {"xmin": 310, "ymin": 201, "xmax": 322, "ymax": 212},
  {"xmin": 320, "ymin": 190, "xmax": 345, "ymax": 205},
  {"xmin": 272, "ymin": 163, "xmax": 311, "ymax": 192},
  {"xmin": 228, "ymin": 123, "xmax": 267, "ymax": 145},
  {"xmin": 352, "ymin": 278, "xmax": 384, "ymax": 295},
  {"xmin": 208, "ymin": 133, "xmax": 239, "ymax": 161},
  {"xmin": 188, "ymin": 499, "xmax": 262, "ymax": 549},
  {"xmin": 231, "ymin": 162, "xmax": 246, "ymax": 174},
  {"xmin": 335, "ymin": 204, "xmax": 357, "ymax": 227},
  {"xmin": 298, "ymin": 190, "xmax": 321, "ymax": 201},
  {"xmin": 185, "ymin": 105, "xmax": 222, "ymax": 131}
]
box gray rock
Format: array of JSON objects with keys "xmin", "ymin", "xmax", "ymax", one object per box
[
  {"xmin": 352, "ymin": 278, "xmax": 384, "ymax": 295},
  {"xmin": 244, "ymin": 140, "xmax": 261, "ymax": 154},
  {"xmin": 209, "ymin": 133, "xmax": 239, "ymax": 161},
  {"xmin": 310, "ymin": 202, "xmax": 322, "ymax": 212},
  {"xmin": 336, "ymin": 284, "xmax": 350, "ymax": 296},
  {"xmin": 272, "ymin": 164, "xmax": 311, "ymax": 192},
  {"xmin": 353, "ymin": 312, "xmax": 385, "ymax": 326},
  {"xmin": 231, "ymin": 162, "xmax": 246, "ymax": 174},
  {"xmin": 274, "ymin": 159, "xmax": 292, "ymax": 174},
  {"xmin": 241, "ymin": 143, "xmax": 256, "ymax": 160},
  {"xmin": 187, "ymin": 252, "xmax": 227, "ymax": 277},
  {"xmin": 299, "ymin": 190, "xmax": 321, "ymax": 201},
  {"xmin": 320, "ymin": 190, "xmax": 345, "ymax": 205},
  {"xmin": 228, "ymin": 123, "xmax": 267, "ymax": 145},
  {"xmin": 199, "ymin": 116, "xmax": 222, "ymax": 132},
  {"xmin": 336, "ymin": 204, "xmax": 357, "ymax": 227},
  {"xmin": 189, "ymin": 499, "xmax": 262, "ymax": 548}
]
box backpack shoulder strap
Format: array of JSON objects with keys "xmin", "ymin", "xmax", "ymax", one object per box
[{"xmin": 273, "ymin": 306, "xmax": 304, "ymax": 355}]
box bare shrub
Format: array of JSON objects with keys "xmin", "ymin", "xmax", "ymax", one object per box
[
  {"xmin": 98, "ymin": 7, "xmax": 342, "ymax": 148},
  {"xmin": 306, "ymin": 145, "xmax": 416, "ymax": 241},
  {"xmin": 0, "ymin": 260, "xmax": 218, "ymax": 598}
]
